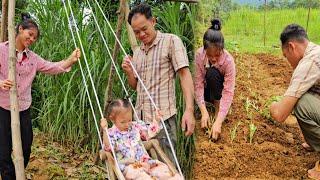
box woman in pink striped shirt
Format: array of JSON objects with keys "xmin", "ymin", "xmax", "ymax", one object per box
[
  {"xmin": 0, "ymin": 13, "xmax": 80, "ymax": 179},
  {"xmin": 194, "ymin": 19, "xmax": 236, "ymax": 141}
]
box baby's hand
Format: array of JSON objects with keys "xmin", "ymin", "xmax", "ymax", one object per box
[
  {"xmin": 100, "ymin": 118, "xmax": 108, "ymax": 128},
  {"xmin": 103, "ymin": 141, "xmax": 110, "ymax": 152}
]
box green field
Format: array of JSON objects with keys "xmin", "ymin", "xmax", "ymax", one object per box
[
  {"xmin": 223, "ymin": 7, "xmax": 320, "ymax": 54},
  {"xmin": 195, "ymin": 6, "xmax": 320, "ymax": 54}
]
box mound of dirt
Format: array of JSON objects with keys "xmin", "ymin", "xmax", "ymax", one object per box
[{"xmin": 193, "ymin": 53, "xmax": 319, "ymax": 179}]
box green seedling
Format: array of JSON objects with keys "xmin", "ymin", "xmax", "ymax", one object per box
[
  {"xmin": 244, "ymin": 97, "xmax": 259, "ymax": 113},
  {"xmin": 260, "ymin": 95, "xmax": 282, "ymax": 122},
  {"xmin": 244, "ymin": 97, "xmax": 259, "ymax": 121},
  {"xmin": 230, "ymin": 121, "xmax": 242, "ymax": 143},
  {"xmin": 248, "ymin": 122, "xmax": 257, "ymax": 144},
  {"xmin": 205, "ymin": 115, "xmax": 216, "ymax": 136}
]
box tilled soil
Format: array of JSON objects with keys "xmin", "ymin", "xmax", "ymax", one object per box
[{"xmin": 193, "ymin": 53, "xmax": 319, "ymax": 179}]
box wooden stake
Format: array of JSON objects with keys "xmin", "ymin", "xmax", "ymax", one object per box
[
  {"xmin": 8, "ymin": 0, "xmax": 26, "ymax": 179},
  {"xmin": 263, "ymin": 0, "xmax": 267, "ymax": 46},
  {"xmin": 1, "ymin": 0, "xmax": 8, "ymax": 42},
  {"xmin": 306, "ymin": 6, "xmax": 311, "ymax": 33}
]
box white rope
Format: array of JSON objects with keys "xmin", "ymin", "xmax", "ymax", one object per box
[
  {"xmin": 62, "ymin": 1, "xmax": 123, "ymax": 179},
  {"xmin": 86, "ymin": 0, "xmax": 139, "ymax": 122},
  {"xmin": 66, "ymin": 0, "xmax": 103, "ymax": 118},
  {"xmin": 61, "ymin": 0, "xmax": 103, "ymax": 148},
  {"xmin": 92, "ymin": 0, "xmax": 184, "ymax": 177}
]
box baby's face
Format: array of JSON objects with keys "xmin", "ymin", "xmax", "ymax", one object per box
[{"xmin": 113, "ymin": 108, "xmax": 132, "ymax": 131}]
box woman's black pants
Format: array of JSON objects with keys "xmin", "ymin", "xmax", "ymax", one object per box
[
  {"xmin": 204, "ymin": 66, "xmax": 224, "ymax": 102},
  {"xmin": 0, "ymin": 107, "xmax": 33, "ymax": 180}
]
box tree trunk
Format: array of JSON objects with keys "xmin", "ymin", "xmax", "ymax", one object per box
[
  {"xmin": 1, "ymin": 0, "xmax": 8, "ymax": 42},
  {"xmin": 8, "ymin": 0, "xmax": 25, "ymax": 179},
  {"xmin": 103, "ymin": 0, "xmax": 126, "ymax": 106}
]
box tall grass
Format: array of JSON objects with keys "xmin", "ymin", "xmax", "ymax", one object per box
[
  {"xmin": 154, "ymin": 2, "xmax": 195, "ymax": 60},
  {"xmin": 153, "ymin": 2, "xmax": 196, "ymax": 179},
  {"xmin": 223, "ymin": 7, "xmax": 320, "ymax": 53}
]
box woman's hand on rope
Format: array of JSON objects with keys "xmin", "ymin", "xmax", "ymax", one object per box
[
  {"xmin": 61, "ymin": 48, "xmax": 81, "ymax": 69},
  {"xmin": 0, "ymin": 79, "xmax": 13, "ymax": 90},
  {"xmin": 181, "ymin": 109, "xmax": 195, "ymax": 136},
  {"xmin": 122, "ymin": 55, "xmax": 134, "ymax": 75},
  {"xmin": 69, "ymin": 48, "xmax": 81, "ymax": 63}
]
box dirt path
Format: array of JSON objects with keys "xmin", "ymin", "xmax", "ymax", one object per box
[{"xmin": 193, "ymin": 53, "xmax": 319, "ymax": 179}]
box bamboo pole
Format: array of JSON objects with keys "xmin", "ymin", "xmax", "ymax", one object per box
[
  {"xmin": 306, "ymin": 6, "xmax": 311, "ymax": 33},
  {"xmin": 8, "ymin": 0, "xmax": 26, "ymax": 179},
  {"xmin": 1, "ymin": 0, "xmax": 8, "ymax": 42}
]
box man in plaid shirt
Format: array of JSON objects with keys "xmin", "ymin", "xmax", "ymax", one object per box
[
  {"xmin": 270, "ymin": 24, "xmax": 320, "ymax": 179},
  {"xmin": 122, "ymin": 3, "xmax": 195, "ymax": 162}
]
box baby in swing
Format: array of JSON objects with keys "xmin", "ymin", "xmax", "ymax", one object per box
[{"xmin": 100, "ymin": 98, "xmax": 182, "ymax": 180}]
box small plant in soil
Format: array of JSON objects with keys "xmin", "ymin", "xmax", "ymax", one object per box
[
  {"xmin": 205, "ymin": 114, "xmax": 216, "ymax": 136},
  {"xmin": 248, "ymin": 122, "xmax": 257, "ymax": 144},
  {"xmin": 244, "ymin": 97, "xmax": 259, "ymax": 113},
  {"xmin": 230, "ymin": 121, "xmax": 242, "ymax": 143},
  {"xmin": 260, "ymin": 95, "xmax": 282, "ymax": 122},
  {"xmin": 244, "ymin": 97, "xmax": 259, "ymax": 121}
]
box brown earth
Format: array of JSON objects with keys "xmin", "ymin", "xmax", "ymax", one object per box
[{"xmin": 193, "ymin": 53, "xmax": 319, "ymax": 179}]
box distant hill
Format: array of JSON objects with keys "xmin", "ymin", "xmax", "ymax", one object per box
[{"xmin": 234, "ymin": 0, "xmax": 264, "ymax": 6}]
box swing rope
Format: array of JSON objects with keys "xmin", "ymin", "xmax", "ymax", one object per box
[
  {"xmin": 61, "ymin": 0, "xmax": 103, "ymax": 148},
  {"xmin": 86, "ymin": 0, "xmax": 140, "ymax": 122},
  {"xmin": 62, "ymin": 1, "xmax": 123, "ymax": 179},
  {"xmin": 91, "ymin": 0, "xmax": 184, "ymax": 177}
]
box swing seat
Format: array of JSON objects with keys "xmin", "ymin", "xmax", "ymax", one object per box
[{"xmin": 99, "ymin": 139, "xmax": 178, "ymax": 180}]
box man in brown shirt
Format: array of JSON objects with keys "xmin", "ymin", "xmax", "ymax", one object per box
[
  {"xmin": 270, "ymin": 24, "xmax": 320, "ymax": 179},
  {"xmin": 122, "ymin": 4, "xmax": 195, "ymax": 162}
]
